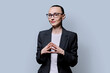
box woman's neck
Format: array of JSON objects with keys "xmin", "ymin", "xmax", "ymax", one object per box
[{"xmin": 52, "ymin": 25, "xmax": 62, "ymax": 34}]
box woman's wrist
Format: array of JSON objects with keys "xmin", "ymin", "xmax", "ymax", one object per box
[{"xmin": 61, "ymin": 50, "xmax": 64, "ymax": 55}]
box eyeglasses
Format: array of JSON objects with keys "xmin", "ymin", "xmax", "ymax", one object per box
[{"xmin": 46, "ymin": 13, "xmax": 63, "ymax": 18}]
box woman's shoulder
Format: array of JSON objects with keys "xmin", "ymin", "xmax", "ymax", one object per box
[
  {"xmin": 64, "ymin": 29, "xmax": 78, "ymax": 41},
  {"xmin": 38, "ymin": 28, "xmax": 51, "ymax": 35},
  {"xmin": 39, "ymin": 29, "xmax": 49, "ymax": 33},
  {"xmin": 65, "ymin": 29, "xmax": 77, "ymax": 36}
]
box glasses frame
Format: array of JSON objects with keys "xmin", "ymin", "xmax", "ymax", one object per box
[{"xmin": 46, "ymin": 13, "xmax": 63, "ymax": 19}]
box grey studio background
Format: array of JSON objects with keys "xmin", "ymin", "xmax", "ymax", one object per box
[{"xmin": 0, "ymin": 0, "xmax": 110, "ymax": 73}]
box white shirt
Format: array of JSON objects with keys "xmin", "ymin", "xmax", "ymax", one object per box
[{"xmin": 49, "ymin": 33, "xmax": 62, "ymax": 73}]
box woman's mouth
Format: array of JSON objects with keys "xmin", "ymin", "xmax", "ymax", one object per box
[{"xmin": 51, "ymin": 21, "xmax": 55, "ymax": 23}]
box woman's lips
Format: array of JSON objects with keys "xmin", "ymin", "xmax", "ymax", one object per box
[{"xmin": 51, "ymin": 21, "xmax": 55, "ymax": 23}]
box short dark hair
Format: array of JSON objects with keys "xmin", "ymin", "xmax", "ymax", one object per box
[{"xmin": 51, "ymin": 5, "xmax": 65, "ymax": 14}]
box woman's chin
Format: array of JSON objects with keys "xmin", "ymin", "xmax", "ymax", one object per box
[
  {"xmin": 51, "ymin": 23, "xmax": 61, "ymax": 28},
  {"xmin": 51, "ymin": 24, "xmax": 57, "ymax": 27}
]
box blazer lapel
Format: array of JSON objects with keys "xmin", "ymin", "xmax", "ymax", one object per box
[
  {"xmin": 59, "ymin": 27, "xmax": 69, "ymax": 50},
  {"xmin": 44, "ymin": 28, "xmax": 52, "ymax": 46}
]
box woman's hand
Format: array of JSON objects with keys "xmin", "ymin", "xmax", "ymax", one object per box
[
  {"xmin": 41, "ymin": 42, "xmax": 64, "ymax": 55},
  {"xmin": 41, "ymin": 42, "xmax": 52, "ymax": 55},
  {"xmin": 50, "ymin": 43, "xmax": 65, "ymax": 55}
]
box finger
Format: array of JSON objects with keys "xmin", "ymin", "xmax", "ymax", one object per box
[
  {"xmin": 49, "ymin": 46, "xmax": 56, "ymax": 50},
  {"xmin": 51, "ymin": 43, "xmax": 57, "ymax": 47},
  {"xmin": 45, "ymin": 44, "xmax": 50, "ymax": 49},
  {"xmin": 50, "ymin": 42, "xmax": 54, "ymax": 45},
  {"xmin": 53, "ymin": 44, "xmax": 61, "ymax": 49},
  {"xmin": 47, "ymin": 46, "xmax": 51, "ymax": 50},
  {"xmin": 46, "ymin": 42, "xmax": 51, "ymax": 48},
  {"xmin": 47, "ymin": 44, "xmax": 52, "ymax": 47},
  {"xmin": 49, "ymin": 42, "xmax": 55, "ymax": 46},
  {"xmin": 51, "ymin": 45, "xmax": 57, "ymax": 49},
  {"xmin": 48, "ymin": 42, "xmax": 53, "ymax": 45},
  {"xmin": 46, "ymin": 43, "xmax": 52, "ymax": 49},
  {"xmin": 51, "ymin": 47, "xmax": 57, "ymax": 51}
]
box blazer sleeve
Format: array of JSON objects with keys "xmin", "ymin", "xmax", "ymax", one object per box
[
  {"xmin": 36, "ymin": 32, "xmax": 48, "ymax": 64},
  {"xmin": 59, "ymin": 33, "xmax": 78, "ymax": 67}
]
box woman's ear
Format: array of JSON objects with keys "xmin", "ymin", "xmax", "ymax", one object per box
[{"xmin": 62, "ymin": 14, "xmax": 66, "ymax": 20}]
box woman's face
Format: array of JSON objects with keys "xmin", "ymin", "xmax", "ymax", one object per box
[{"xmin": 48, "ymin": 7, "xmax": 65, "ymax": 27}]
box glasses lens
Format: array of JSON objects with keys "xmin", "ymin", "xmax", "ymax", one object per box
[
  {"xmin": 46, "ymin": 13, "xmax": 63, "ymax": 18},
  {"xmin": 54, "ymin": 13, "xmax": 59, "ymax": 18}
]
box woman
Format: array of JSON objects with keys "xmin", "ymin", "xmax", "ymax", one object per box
[{"xmin": 36, "ymin": 5, "xmax": 78, "ymax": 73}]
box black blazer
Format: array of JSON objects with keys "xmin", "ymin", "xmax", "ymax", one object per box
[{"xmin": 36, "ymin": 27, "xmax": 78, "ymax": 73}]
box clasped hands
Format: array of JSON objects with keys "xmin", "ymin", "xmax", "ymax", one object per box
[{"xmin": 41, "ymin": 42, "xmax": 64, "ymax": 55}]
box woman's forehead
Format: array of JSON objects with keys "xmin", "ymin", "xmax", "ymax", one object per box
[{"xmin": 48, "ymin": 7, "xmax": 62, "ymax": 13}]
